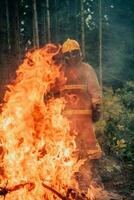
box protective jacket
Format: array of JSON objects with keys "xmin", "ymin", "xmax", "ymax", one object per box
[{"xmin": 61, "ymin": 61, "xmax": 101, "ymax": 111}]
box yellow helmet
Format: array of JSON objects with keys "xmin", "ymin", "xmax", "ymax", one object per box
[{"xmin": 62, "ymin": 39, "xmax": 80, "ymax": 53}]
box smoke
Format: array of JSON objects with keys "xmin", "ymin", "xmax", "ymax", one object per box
[{"xmin": 103, "ymin": 20, "xmax": 134, "ymax": 86}]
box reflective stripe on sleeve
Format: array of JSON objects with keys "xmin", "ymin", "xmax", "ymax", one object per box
[
  {"xmin": 60, "ymin": 84, "xmax": 87, "ymax": 91},
  {"xmin": 62, "ymin": 109, "xmax": 92, "ymax": 116}
]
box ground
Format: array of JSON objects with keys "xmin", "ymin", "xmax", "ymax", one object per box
[{"xmin": 98, "ymin": 156, "xmax": 134, "ymax": 200}]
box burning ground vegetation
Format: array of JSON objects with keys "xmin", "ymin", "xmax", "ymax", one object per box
[{"xmin": 0, "ymin": 44, "xmax": 96, "ymax": 200}]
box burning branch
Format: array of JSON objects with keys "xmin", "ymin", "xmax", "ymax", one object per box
[
  {"xmin": 0, "ymin": 182, "xmax": 35, "ymax": 199},
  {"xmin": 42, "ymin": 182, "xmax": 90, "ymax": 200}
]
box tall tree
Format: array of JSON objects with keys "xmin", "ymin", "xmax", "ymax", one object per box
[
  {"xmin": 8, "ymin": 0, "xmax": 21, "ymax": 62},
  {"xmin": 46, "ymin": 0, "xmax": 51, "ymax": 42},
  {"xmin": 80, "ymin": 0, "xmax": 85, "ymax": 57},
  {"xmin": 33, "ymin": 0, "xmax": 39, "ymax": 48},
  {"xmin": 5, "ymin": 0, "xmax": 11, "ymax": 51},
  {"xmin": 43, "ymin": 0, "xmax": 47, "ymax": 44},
  {"xmin": 99, "ymin": 0, "xmax": 103, "ymax": 90},
  {"xmin": 49, "ymin": 0, "xmax": 57, "ymax": 42}
]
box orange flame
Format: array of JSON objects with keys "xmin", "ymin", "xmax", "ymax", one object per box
[{"xmin": 0, "ymin": 44, "xmax": 84, "ymax": 200}]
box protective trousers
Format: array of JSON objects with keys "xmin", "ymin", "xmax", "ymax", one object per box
[{"xmin": 66, "ymin": 114, "xmax": 102, "ymax": 192}]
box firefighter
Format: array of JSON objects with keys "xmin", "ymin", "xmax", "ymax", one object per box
[{"xmin": 60, "ymin": 39, "xmax": 103, "ymax": 193}]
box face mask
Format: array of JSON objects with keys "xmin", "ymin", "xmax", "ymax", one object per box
[{"xmin": 63, "ymin": 50, "xmax": 81, "ymax": 66}]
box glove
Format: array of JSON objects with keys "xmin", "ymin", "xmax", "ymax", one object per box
[
  {"xmin": 44, "ymin": 92, "xmax": 54, "ymax": 103},
  {"xmin": 92, "ymin": 104, "xmax": 101, "ymax": 122},
  {"xmin": 44, "ymin": 91, "xmax": 60, "ymax": 103},
  {"xmin": 52, "ymin": 49, "xmax": 62, "ymax": 65}
]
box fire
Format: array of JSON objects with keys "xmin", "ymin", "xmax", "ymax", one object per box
[{"xmin": 0, "ymin": 44, "xmax": 96, "ymax": 200}]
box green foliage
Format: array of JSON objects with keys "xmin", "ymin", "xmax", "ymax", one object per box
[
  {"xmin": 96, "ymin": 81, "xmax": 134, "ymax": 163},
  {"xmin": 116, "ymin": 81, "xmax": 134, "ymax": 110}
]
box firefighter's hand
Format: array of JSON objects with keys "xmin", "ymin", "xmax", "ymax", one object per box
[
  {"xmin": 44, "ymin": 92, "xmax": 60, "ymax": 103},
  {"xmin": 52, "ymin": 48, "xmax": 62, "ymax": 65},
  {"xmin": 92, "ymin": 104, "xmax": 101, "ymax": 122},
  {"xmin": 44, "ymin": 92, "xmax": 54, "ymax": 103}
]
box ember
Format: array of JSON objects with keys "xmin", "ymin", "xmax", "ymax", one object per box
[{"xmin": 0, "ymin": 44, "xmax": 87, "ymax": 199}]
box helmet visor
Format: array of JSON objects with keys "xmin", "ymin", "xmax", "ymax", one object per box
[{"xmin": 63, "ymin": 49, "xmax": 80, "ymax": 59}]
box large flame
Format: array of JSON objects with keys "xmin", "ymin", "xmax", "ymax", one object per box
[{"xmin": 0, "ymin": 44, "xmax": 84, "ymax": 200}]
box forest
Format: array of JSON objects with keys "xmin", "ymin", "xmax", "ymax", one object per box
[{"xmin": 0, "ymin": 0, "xmax": 134, "ymax": 199}]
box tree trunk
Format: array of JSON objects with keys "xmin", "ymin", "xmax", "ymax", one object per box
[
  {"xmin": 80, "ymin": 0, "xmax": 85, "ymax": 58},
  {"xmin": 5, "ymin": 0, "xmax": 11, "ymax": 51},
  {"xmin": 33, "ymin": 0, "xmax": 39, "ymax": 48},
  {"xmin": 8, "ymin": 0, "xmax": 21, "ymax": 62},
  {"xmin": 43, "ymin": 0, "xmax": 47, "ymax": 44},
  {"xmin": 54, "ymin": 0, "xmax": 58, "ymax": 42},
  {"xmin": 46, "ymin": 0, "xmax": 51, "ymax": 42},
  {"xmin": 69, "ymin": 0, "xmax": 77, "ymax": 39},
  {"xmin": 99, "ymin": 0, "xmax": 103, "ymax": 91},
  {"xmin": 15, "ymin": 1, "xmax": 21, "ymax": 62},
  {"xmin": 99, "ymin": 0, "xmax": 103, "ymax": 119}
]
